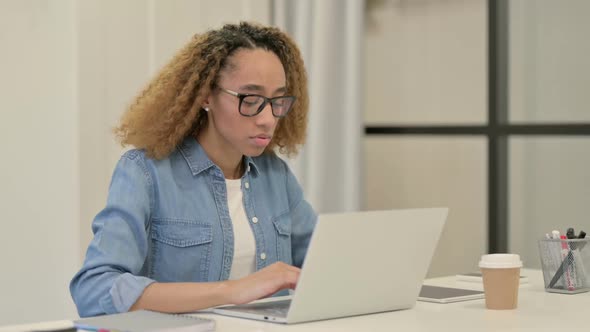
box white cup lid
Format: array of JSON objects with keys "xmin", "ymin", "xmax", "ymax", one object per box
[{"xmin": 479, "ymin": 254, "xmax": 522, "ymax": 269}]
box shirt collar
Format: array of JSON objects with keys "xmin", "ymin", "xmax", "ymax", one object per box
[{"xmin": 178, "ymin": 137, "xmax": 260, "ymax": 176}]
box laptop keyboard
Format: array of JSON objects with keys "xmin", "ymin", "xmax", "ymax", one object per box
[{"xmin": 228, "ymin": 299, "xmax": 291, "ymax": 318}]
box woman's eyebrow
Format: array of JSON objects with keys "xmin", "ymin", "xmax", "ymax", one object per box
[
  {"xmin": 239, "ymin": 84, "xmax": 264, "ymax": 93},
  {"xmin": 239, "ymin": 84, "xmax": 287, "ymax": 94},
  {"xmin": 274, "ymin": 87, "xmax": 287, "ymax": 94}
]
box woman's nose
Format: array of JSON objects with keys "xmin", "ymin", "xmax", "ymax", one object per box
[{"xmin": 255, "ymin": 102, "xmax": 277, "ymax": 127}]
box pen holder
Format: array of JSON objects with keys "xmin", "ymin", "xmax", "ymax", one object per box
[{"xmin": 538, "ymin": 238, "xmax": 590, "ymax": 294}]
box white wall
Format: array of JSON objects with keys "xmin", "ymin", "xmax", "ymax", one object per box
[
  {"xmin": 0, "ymin": 0, "xmax": 269, "ymax": 325},
  {"xmin": 0, "ymin": 0, "xmax": 79, "ymax": 325},
  {"xmin": 509, "ymin": 0, "xmax": 590, "ymax": 123},
  {"xmin": 365, "ymin": 0, "xmax": 487, "ymax": 126},
  {"xmin": 364, "ymin": 0, "xmax": 488, "ymax": 277},
  {"xmin": 509, "ymin": 0, "xmax": 590, "ymax": 267}
]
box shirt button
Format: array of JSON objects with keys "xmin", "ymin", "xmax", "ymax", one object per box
[
  {"xmin": 245, "ymin": 182, "xmax": 250, "ymax": 189},
  {"xmin": 251, "ymin": 217, "xmax": 258, "ymax": 224},
  {"xmin": 247, "ymin": 165, "xmax": 251, "ymax": 172},
  {"xmin": 260, "ymin": 252, "xmax": 267, "ymax": 260}
]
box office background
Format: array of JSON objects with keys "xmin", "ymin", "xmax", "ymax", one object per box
[{"xmin": 1, "ymin": 0, "xmax": 588, "ymax": 326}]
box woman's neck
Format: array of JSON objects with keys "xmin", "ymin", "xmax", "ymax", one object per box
[{"xmin": 195, "ymin": 133, "xmax": 243, "ymax": 180}]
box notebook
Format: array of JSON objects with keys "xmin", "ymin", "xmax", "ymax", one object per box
[
  {"xmin": 213, "ymin": 208, "xmax": 448, "ymax": 324},
  {"xmin": 456, "ymin": 272, "xmax": 529, "ymax": 284},
  {"xmin": 417, "ymin": 285, "xmax": 485, "ymax": 303},
  {"xmin": 0, "ymin": 320, "xmax": 76, "ymax": 332},
  {"xmin": 74, "ymin": 310, "xmax": 215, "ymax": 332}
]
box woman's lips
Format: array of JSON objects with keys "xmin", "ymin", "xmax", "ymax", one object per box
[{"xmin": 251, "ymin": 135, "xmax": 271, "ymax": 147}]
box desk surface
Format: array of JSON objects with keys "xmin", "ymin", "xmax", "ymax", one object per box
[
  {"xmin": 192, "ymin": 269, "xmax": 589, "ymax": 332},
  {"xmin": 3, "ymin": 269, "xmax": 588, "ymax": 332}
]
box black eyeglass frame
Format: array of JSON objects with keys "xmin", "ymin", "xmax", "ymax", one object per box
[{"xmin": 218, "ymin": 87, "xmax": 296, "ymax": 118}]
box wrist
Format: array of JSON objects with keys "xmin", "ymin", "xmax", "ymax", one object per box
[{"xmin": 217, "ymin": 279, "xmax": 239, "ymax": 305}]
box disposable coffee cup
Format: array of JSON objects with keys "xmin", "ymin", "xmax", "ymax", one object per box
[{"xmin": 479, "ymin": 254, "xmax": 522, "ymax": 310}]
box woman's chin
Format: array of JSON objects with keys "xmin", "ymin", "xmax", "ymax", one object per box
[{"xmin": 242, "ymin": 146, "xmax": 267, "ymax": 157}]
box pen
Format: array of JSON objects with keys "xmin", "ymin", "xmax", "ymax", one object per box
[
  {"xmin": 575, "ymin": 230, "xmax": 587, "ymax": 288},
  {"xmin": 566, "ymin": 227, "xmax": 576, "ymax": 240},
  {"xmin": 548, "ymin": 229, "xmax": 587, "ymax": 289},
  {"xmin": 560, "ymin": 235, "xmax": 574, "ymax": 291},
  {"xmin": 570, "ymin": 230, "xmax": 587, "ymax": 250},
  {"xmin": 548, "ymin": 244, "xmax": 573, "ymax": 289}
]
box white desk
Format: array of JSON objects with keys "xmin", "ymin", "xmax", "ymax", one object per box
[
  {"xmin": 191, "ymin": 269, "xmax": 589, "ymax": 332},
  {"xmin": 3, "ymin": 269, "xmax": 588, "ymax": 332}
]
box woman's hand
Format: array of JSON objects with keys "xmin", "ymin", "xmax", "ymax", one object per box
[
  {"xmin": 129, "ymin": 262, "xmax": 300, "ymax": 313},
  {"xmin": 228, "ymin": 262, "xmax": 301, "ymax": 305}
]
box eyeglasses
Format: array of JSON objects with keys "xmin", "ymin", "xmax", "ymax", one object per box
[{"xmin": 218, "ymin": 87, "xmax": 296, "ymax": 118}]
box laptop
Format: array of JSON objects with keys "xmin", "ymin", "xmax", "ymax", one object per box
[{"xmin": 213, "ymin": 208, "xmax": 448, "ymax": 324}]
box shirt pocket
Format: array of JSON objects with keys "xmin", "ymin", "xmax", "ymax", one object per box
[
  {"xmin": 149, "ymin": 218, "xmax": 213, "ymax": 282},
  {"xmin": 272, "ymin": 210, "xmax": 293, "ymax": 265}
]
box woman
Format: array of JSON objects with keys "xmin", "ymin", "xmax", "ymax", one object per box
[{"xmin": 70, "ymin": 22, "xmax": 317, "ymax": 317}]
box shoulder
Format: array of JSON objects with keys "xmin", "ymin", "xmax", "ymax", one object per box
[
  {"xmin": 119, "ymin": 149, "xmax": 154, "ymax": 170},
  {"xmin": 114, "ymin": 149, "xmax": 154, "ymax": 180},
  {"xmin": 117, "ymin": 149, "xmax": 172, "ymax": 179},
  {"xmin": 118, "ymin": 147, "xmax": 196, "ymax": 185},
  {"xmin": 121, "ymin": 148, "xmax": 146, "ymax": 161},
  {"xmin": 120, "ymin": 148, "xmax": 174, "ymax": 168}
]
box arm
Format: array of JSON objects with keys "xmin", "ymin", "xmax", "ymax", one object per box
[
  {"xmin": 70, "ymin": 152, "xmax": 156, "ymax": 316},
  {"xmin": 130, "ymin": 262, "xmax": 300, "ymax": 312}
]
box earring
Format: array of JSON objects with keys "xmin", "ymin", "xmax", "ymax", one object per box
[{"xmin": 203, "ymin": 107, "xmax": 210, "ymax": 112}]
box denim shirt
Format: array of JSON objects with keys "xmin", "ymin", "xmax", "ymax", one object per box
[{"xmin": 70, "ymin": 138, "xmax": 317, "ymax": 317}]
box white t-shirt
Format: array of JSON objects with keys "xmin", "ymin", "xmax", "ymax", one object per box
[{"xmin": 226, "ymin": 178, "xmax": 256, "ymax": 280}]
